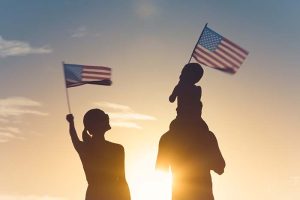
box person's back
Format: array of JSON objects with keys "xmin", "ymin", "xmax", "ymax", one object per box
[
  {"xmin": 156, "ymin": 127, "xmax": 225, "ymax": 200},
  {"xmin": 66, "ymin": 109, "xmax": 131, "ymax": 200},
  {"xmin": 78, "ymin": 140, "xmax": 130, "ymax": 199}
]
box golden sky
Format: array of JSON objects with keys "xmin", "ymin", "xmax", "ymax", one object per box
[{"xmin": 0, "ymin": 1, "xmax": 300, "ymax": 200}]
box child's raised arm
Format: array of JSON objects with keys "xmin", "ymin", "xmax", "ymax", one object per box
[
  {"xmin": 66, "ymin": 114, "xmax": 82, "ymax": 151},
  {"xmin": 169, "ymin": 84, "xmax": 180, "ymax": 103}
]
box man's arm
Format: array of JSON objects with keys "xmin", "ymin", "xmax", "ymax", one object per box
[
  {"xmin": 156, "ymin": 134, "xmax": 170, "ymax": 172},
  {"xmin": 66, "ymin": 114, "xmax": 82, "ymax": 151},
  {"xmin": 208, "ymin": 132, "xmax": 226, "ymax": 175}
]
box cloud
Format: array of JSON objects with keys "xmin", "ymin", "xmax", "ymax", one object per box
[
  {"xmin": 110, "ymin": 121, "xmax": 142, "ymax": 129},
  {"xmin": 0, "ymin": 127, "xmax": 20, "ymax": 134},
  {"xmin": 0, "ymin": 97, "xmax": 48, "ymax": 117},
  {"xmin": 0, "ymin": 195, "xmax": 66, "ymax": 200},
  {"xmin": 94, "ymin": 102, "xmax": 131, "ymax": 111},
  {"xmin": 0, "ymin": 36, "xmax": 52, "ymax": 58},
  {"xmin": 71, "ymin": 26, "xmax": 88, "ymax": 38},
  {"xmin": 0, "ymin": 97, "xmax": 48, "ymax": 143},
  {"xmin": 71, "ymin": 26, "xmax": 101, "ymax": 38},
  {"xmin": 94, "ymin": 101, "xmax": 156, "ymax": 129},
  {"xmin": 0, "ymin": 131, "xmax": 24, "ymax": 143},
  {"xmin": 109, "ymin": 113, "xmax": 156, "ymax": 121}
]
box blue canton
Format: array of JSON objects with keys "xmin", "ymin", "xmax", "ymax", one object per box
[
  {"xmin": 199, "ymin": 27, "xmax": 223, "ymax": 52},
  {"xmin": 64, "ymin": 64, "xmax": 83, "ymax": 81}
]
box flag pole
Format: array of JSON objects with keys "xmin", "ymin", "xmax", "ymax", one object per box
[
  {"xmin": 62, "ymin": 61, "xmax": 72, "ymax": 113},
  {"xmin": 187, "ymin": 23, "xmax": 208, "ymax": 63}
]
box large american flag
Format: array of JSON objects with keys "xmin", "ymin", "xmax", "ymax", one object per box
[
  {"xmin": 192, "ymin": 26, "xmax": 249, "ymax": 74},
  {"xmin": 63, "ymin": 63, "xmax": 112, "ymax": 88}
]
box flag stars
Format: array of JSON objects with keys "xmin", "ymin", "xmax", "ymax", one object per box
[{"xmin": 199, "ymin": 28, "xmax": 222, "ymax": 52}]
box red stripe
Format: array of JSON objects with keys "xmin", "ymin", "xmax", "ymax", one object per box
[
  {"xmin": 220, "ymin": 42, "xmax": 246, "ymax": 60},
  {"xmin": 212, "ymin": 50, "xmax": 240, "ymax": 68},
  {"xmin": 193, "ymin": 51, "xmax": 221, "ymax": 67},
  {"xmin": 196, "ymin": 46, "xmax": 233, "ymax": 68},
  {"xmin": 223, "ymin": 37, "xmax": 249, "ymax": 55},
  {"xmin": 83, "ymin": 65, "xmax": 111, "ymax": 71},
  {"xmin": 82, "ymin": 71, "xmax": 111, "ymax": 76},
  {"xmin": 82, "ymin": 75, "xmax": 110, "ymax": 79},
  {"xmin": 193, "ymin": 53, "xmax": 211, "ymax": 67},
  {"xmin": 193, "ymin": 54, "xmax": 237, "ymax": 74},
  {"xmin": 217, "ymin": 47, "xmax": 243, "ymax": 65}
]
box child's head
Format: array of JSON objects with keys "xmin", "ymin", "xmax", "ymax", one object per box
[
  {"xmin": 180, "ymin": 63, "xmax": 203, "ymax": 84},
  {"xmin": 83, "ymin": 108, "xmax": 111, "ymax": 136}
]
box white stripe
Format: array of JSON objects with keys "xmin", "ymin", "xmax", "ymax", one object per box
[
  {"xmin": 196, "ymin": 46, "xmax": 239, "ymax": 69},
  {"xmin": 82, "ymin": 74, "xmax": 111, "ymax": 79},
  {"xmin": 215, "ymin": 48, "xmax": 241, "ymax": 67},
  {"xmin": 83, "ymin": 69, "xmax": 111, "ymax": 73},
  {"xmin": 194, "ymin": 54, "xmax": 238, "ymax": 73},
  {"xmin": 194, "ymin": 48, "xmax": 224, "ymax": 68},
  {"xmin": 193, "ymin": 51, "xmax": 228, "ymax": 71},
  {"xmin": 220, "ymin": 41, "xmax": 244, "ymax": 63},
  {"xmin": 222, "ymin": 40, "xmax": 248, "ymax": 58},
  {"xmin": 195, "ymin": 47, "xmax": 233, "ymax": 68},
  {"xmin": 194, "ymin": 55, "xmax": 232, "ymax": 72},
  {"xmin": 197, "ymin": 57, "xmax": 220, "ymax": 68}
]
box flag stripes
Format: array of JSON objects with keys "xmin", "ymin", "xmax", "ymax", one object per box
[
  {"xmin": 82, "ymin": 66, "xmax": 111, "ymax": 82},
  {"xmin": 192, "ymin": 26, "xmax": 249, "ymax": 74},
  {"xmin": 63, "ymin": 63, "xmax": 112, "ymax": 88}
]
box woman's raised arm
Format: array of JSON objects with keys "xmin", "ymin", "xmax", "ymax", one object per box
[{"xmin": 66, "ymin": 114, "xmax": 82, "ymax": 151}]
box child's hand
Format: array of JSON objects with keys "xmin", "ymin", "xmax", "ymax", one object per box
[
  {"xmin": 169, "ymin": 84, "xmax": 179, "ymax": 103},
  {"xmin": 169, "ymin": 94, "xmax": 176, "ymax": 103},
  {"xmin": 66, "ymin": 114, "xmax": 74, "ymax": 123}
]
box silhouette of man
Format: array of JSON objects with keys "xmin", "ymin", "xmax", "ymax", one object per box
[
  {"xmin": 156, "ymin": 124, "xmax": 225, "ymax": 200},
  {"xmin": 66, "ymin": 109, "xmax": 131, "ymax": 200},
  {"xmin": 157, "ymin": 63, "xmax": 225, "ymax": 199}
]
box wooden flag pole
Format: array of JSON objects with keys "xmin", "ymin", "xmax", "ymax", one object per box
[
  {"xmin": 62, "ymin": 62, "xmax": 72, "ymax": 113},
  {"xmin": 187, "ymin": 23, "xmax": 208, "ymax": 64}
]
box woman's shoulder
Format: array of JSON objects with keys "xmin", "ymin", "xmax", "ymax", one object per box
[{"xmin": 106, "ymin": 141, "xmax": 125, "ymax": 152}]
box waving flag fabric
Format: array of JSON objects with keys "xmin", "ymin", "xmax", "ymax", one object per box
[
  {"xmin": 64, "ymin": 63, "xmax": 112, "ymax": 88},
  {"xmin": 192, "ymin": 26, "xmax": 249, "ymax": 74}
]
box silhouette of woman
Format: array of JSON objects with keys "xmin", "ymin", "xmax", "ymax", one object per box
[{"xmin": 66, "ymin": 109, "xmax": 131, "ymax": 200}]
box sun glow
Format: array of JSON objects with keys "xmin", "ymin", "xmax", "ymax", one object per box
[
  {"xmin": 126, "ymin": 150, "xmax": 173, "ymax": 200},
  {"xmin": 129, "ymin": 169, "xmax": 172, "ymax": 200}
]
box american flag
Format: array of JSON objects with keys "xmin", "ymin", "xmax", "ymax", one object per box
[
  {"xmin": 63, "ymin": 63, "xmax": 112, "ymax": 88},
  {"xmin": 192, "ymin": 26, "xmax": 249, "ymax": 74}
]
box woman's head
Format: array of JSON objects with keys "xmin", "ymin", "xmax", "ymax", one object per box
[
  {"xmin": 83, "ymin": 109, "xmax": 111, "ymax": 136},
  {"xmin": 180, "ymin": 63, "xmax": 204, "ymax": 84}
]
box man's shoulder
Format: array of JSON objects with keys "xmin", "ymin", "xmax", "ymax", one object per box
[
  {"xmin": 159, "ymin": 131, "xmax": 172, "ymax": 142},
  {"xmin": 159, "ymin": 130, "xmax": 178, "ymax": 148}
]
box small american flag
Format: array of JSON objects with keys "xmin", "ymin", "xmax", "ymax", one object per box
[
  {"xmin": 192, "ymin": 26, "xmax": 249, "ymax": 74},
  {"xmin": 63, "ymin": 63, "xmax": 112, "ymax": 88}
]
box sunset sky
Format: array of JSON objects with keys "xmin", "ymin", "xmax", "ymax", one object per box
[{"xmin": 0, "ymin": 0, "xmax": 299, "ymax": 200}]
